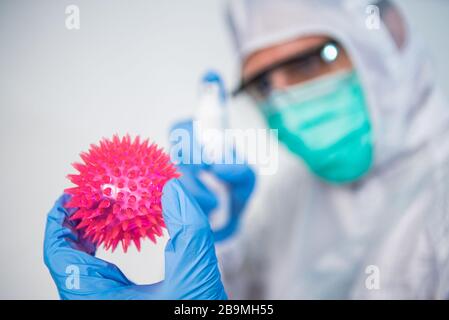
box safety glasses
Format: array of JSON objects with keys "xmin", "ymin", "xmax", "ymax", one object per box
[{"xmin": 233, "ymin": 41, "xmax": 342, "ymax": 101}]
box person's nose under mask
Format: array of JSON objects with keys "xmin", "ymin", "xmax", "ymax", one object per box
[{"xmin": 260, "ymin": 70, "xmax": 374, "ymax": 184}]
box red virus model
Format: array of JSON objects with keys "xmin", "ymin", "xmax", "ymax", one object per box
[{"xmin": 64, "ymin": 135, "xmax": 180, "ymax": 253}]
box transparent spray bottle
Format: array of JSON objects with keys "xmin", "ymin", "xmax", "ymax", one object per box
[{"xmin": 195, "ymin": 71, "xmax": 233, "ymax": 239}]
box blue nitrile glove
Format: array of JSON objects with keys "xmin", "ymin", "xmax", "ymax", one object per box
[
  {"xmin": 169, "ymin": 120, "xmax": 256, "ymax": 242},
  {"xmin": 43, "ymin": 179, "xmax": 227, "ymax": 300}
]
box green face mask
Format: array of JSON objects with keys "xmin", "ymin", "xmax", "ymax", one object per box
[{"xmin": 261, "ymin": 70, "xmax": 374, "ymax": 184}]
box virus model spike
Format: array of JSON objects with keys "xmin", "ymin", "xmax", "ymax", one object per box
[{"xmin": 64, "ymin": 134, "xmax": 180, "ymax": 253}]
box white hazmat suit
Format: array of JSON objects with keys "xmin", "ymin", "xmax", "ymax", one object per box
[{"xmin": 218, "ymin": 0, "xmax": 449, "ymax": 299}]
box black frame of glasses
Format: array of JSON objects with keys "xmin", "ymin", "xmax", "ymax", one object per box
[{"xmin": 232, "ymin": 40, "xmax": 340, "ymax": 97}]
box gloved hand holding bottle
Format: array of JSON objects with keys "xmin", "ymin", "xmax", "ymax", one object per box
[
  {"xmin": 169, "ymin": 71, "xmax": 256, "ymax": 242},
  {"xmin": 43, "ymin": 179, "xmax": 227, "ymax": 300},
  {"xmin": 170, "ymin": 71, "xmax": 256, "ymax": 242},
  {"xmin": 170, "ymin": 120, "xmax": 256, "ymax": 242}
]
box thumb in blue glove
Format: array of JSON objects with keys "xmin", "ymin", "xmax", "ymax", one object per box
[{"xmin": 43, "ymin": 179, "xmax": 227, "ymax": 299}]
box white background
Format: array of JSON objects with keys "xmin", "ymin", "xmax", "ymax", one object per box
[{"xmin": 0, "ymin": 0, "xmax": 448, "ymax": 299}]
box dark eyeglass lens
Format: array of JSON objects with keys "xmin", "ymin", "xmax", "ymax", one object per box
[
  {"xmin": 243, "ymin": 42, "xmax": 340, "ymax": 99},
  {"xmin": 248, "ymin": 76, "xmax": 272, "ymax": 100}
]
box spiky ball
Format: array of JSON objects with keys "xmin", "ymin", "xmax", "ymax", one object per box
[{"xmin": 64, "ymin": 135, "xmax": 180, "ymax": 253}]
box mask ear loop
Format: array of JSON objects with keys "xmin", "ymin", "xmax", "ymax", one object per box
[{"xmin": 259, "ymin": 87, "xmax": 291, "ymax": 116}]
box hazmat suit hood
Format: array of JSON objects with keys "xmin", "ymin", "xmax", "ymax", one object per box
[{"xmin": 226, "ymin": 0, "xmax": 449, "ymax": 171}]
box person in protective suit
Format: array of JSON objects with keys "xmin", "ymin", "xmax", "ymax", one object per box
[{"xmin": 212, "ymin": 0, "xmax": 449, "ymax": 299}]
